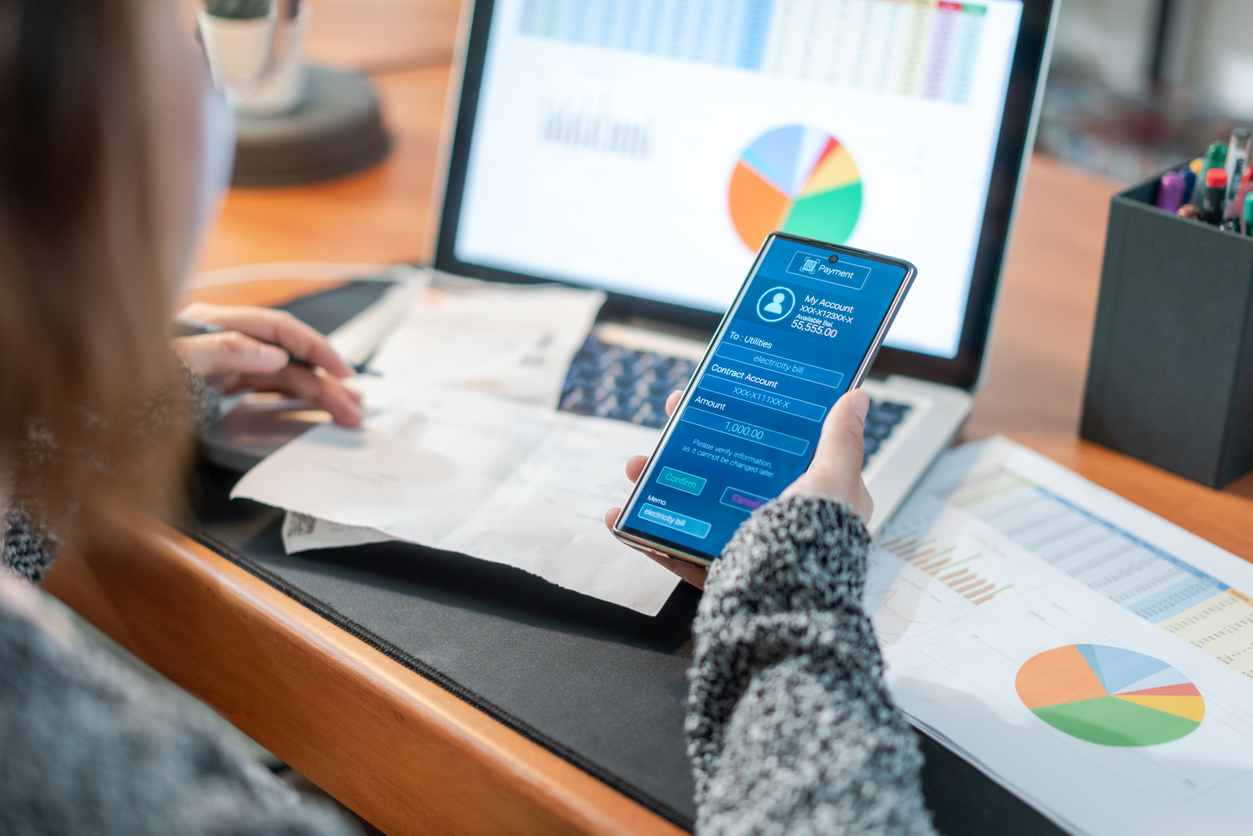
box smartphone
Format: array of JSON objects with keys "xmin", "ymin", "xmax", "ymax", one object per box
[{"xmin": 612, "ymin": 232, "xmax": 916, "ymax": 566}]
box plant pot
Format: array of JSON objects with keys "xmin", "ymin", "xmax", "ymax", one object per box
[
  {"xmin": 235, "ymin": 2, "xmax": 312, "ymax": 116},
  {"xmin": 198, "ymin": 7, "xmax": 277, "ymax": 99}
]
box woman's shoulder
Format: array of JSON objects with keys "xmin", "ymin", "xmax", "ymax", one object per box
[{"xmin": 0, "ymin": 590, "xmax": 356, "ymax": 836}]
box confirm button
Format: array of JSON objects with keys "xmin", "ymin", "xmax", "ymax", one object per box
[
  {"xmin": 657, "ymin": 467, "xmax": 707, "ymax": 496},
  {"xmin": 638, "ymin": 505, "xmax": 712, "ymax": 539}
]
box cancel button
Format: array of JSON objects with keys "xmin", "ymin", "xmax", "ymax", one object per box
[{"xmin": 720, "ymin": 486, "xmax": 770, "ymax": 513}]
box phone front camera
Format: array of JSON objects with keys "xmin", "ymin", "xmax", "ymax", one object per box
[{"xmin": 828, "ymin": 254, "xmax": 839, "ymax": 263}]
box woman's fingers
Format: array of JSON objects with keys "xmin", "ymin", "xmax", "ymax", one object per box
[
  {"xmin": 781, "ymin": 388, "xmax": 873, "ymax": 520},
  {"xmin": 642, "ymin": 551, "xmax": 708, "ymax": 590},
  {"xmin": 178, "ymin": 302, "xmax": 355, "ymax": 378},
  {"xmin": 602, "ymin": 507, "xmax": 708, "ymax": 590},
  {"xmin": 625, "ymin": 454, "xmax": 648, "ymax": 483},
  {"xmin": 665, "ymin": 389, "xmax": 682, "ymax": 416},
  {"xmin": 817, "ymin": 388, "xmax": 870, "ymax": 479},
  {"xmin": 236, "ymin": 365, "xmax": 364, "ymax": 427},
  {"xmin": 174, "ymin": 332, "xmax": 289, "ymax": 379}
]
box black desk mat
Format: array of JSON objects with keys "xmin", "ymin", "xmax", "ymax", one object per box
[{"xmin": 187, "ymin": 462, "xmax": 1065, "ymax": 835}]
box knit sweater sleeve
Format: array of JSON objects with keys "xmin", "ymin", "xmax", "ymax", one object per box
[
  {"xmin": 686, "ymin": 494, "xmax": 935, "ymax": 836},
  {"xmin": 2, "ymin": 363, "xmax": 220, "ymax": 583},
  {"xmin": 0, "ymin": 600, "xmax": 357, "ymax": 836}
]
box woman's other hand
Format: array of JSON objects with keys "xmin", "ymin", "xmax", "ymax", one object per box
[
  {"xmin": 173, "ymin": 302, "xmax": 363, "ymax": 428},
  {"xmin": 605, "ymin": 388, "xmax": 874, "ymax": 590}
]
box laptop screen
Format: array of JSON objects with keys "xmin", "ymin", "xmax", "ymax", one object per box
[{"xmin": 436, "ymin": 0, "xmax": 1055, "ymax": 388}]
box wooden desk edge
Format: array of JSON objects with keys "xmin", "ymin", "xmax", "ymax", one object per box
[
  {"xmin": 44, "ymin": 515, "xmax": 687, "ymax": 836},
  {"xmin": 42, "ymin": 430, "xmax": 1252, "ymax": 836}
]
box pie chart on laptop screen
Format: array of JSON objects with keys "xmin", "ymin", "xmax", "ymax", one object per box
[
  {"xmin": 1016, "ymin": 644, "xmax": 1205, "ymax": 746},
  {"xmin": 728, "ymin": 125, "xmax": 863, "ymax": 251}
]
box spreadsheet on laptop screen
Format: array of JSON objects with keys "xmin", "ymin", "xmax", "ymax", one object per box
[{"xmin": 454, "ymin": 0, "xmax": 1024, "ymax": 359}]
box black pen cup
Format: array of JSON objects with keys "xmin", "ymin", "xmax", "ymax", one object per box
[{"xmin": 1081, "ymin": 168, "xmax": 1253, "ymax": 488}]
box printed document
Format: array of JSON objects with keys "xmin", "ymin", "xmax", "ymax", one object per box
[
  {"xmin": 232, "ymin": 383, "xmax": 680, "ymax": 615},
  {"xmin": 366, "ymin": 276, "xmax": 604, "ymax": 407},
  {"xmin": 870, "ymin": 437, "xmax": 1253, "ymax": 835}
]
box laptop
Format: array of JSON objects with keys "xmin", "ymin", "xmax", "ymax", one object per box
[{"xmin": 423, "ymin": 0, "xmax": 1059, "ymax": 531}]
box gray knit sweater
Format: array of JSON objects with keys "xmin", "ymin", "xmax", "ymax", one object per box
[
  {"xmin": 689, "ymin": 495, "xmax": 935, "ymax": 836},
  {"xmin": 0, "ymin": 601, "xmax": 357, "ymax": 836},
  {"xmin": 3, "ymin": 474, "xmax": 931, "ymax": 833},
  {"xmin": 1, "ymin": 368, "xmax": 357, "ymax": 836}
]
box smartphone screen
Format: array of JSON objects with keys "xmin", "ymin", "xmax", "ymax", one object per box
[{"xmin": 616, "ymin": 234, "xmax": 914, "ymax": 563}]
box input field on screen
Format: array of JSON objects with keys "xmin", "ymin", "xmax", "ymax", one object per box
[
  {"xmin": 714, "ymin": 343, "xmax": 845, "ymax": 390},
  {"xmin": 698, "ymin": 376, "xmax": 827, "ymax": 421},
  {"xmin": 681, "ymin": 407, "xmax": 810, "ymax": 456}
]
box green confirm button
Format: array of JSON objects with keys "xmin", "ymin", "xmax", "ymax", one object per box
[{"xmin": 658, "ymin": 467, "xmax": 707, "ymax": 496}]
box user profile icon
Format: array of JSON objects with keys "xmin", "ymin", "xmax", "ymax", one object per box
[{"xmin": 756, "ymin": 286, "xmax": 795, "ymax": 322}]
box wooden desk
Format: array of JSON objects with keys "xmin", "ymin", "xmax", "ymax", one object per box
[{"xmin": 44, "ymin": 2, "xmax": 1253, "ymax": 834}]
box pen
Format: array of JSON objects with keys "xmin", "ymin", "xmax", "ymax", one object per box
[
  {"xmin": 1201, "ymin": 168, "xmax": 1228, "ymax": 225},
  {"xmin": 1177, "ymin": 164, "xmax": 1196, "ymax": 204},
  {"xmin": 1191, "ymin": 142, "xmax": 1227, "ymax": 207},
  {"xmin": 1229, "ymin": 156, "xmax": 1253, "ymax": 223},
  {"xmin": 172, "ymin": 317, "xmax": 315, "ymax": 369},
  {"xmin": 1225, "ymin": 127, "xmax": 1250, "ymax": 209},
  {"xmin": 172, "ymin": 316, "xmax": 381, "ymax": 375}
]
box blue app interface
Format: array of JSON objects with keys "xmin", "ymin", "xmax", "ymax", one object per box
[{"xmin": 624, "ymin": 237, "xmax": 909, "ymax": 559}]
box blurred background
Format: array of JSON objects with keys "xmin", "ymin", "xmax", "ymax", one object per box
[
  {"xmin": 194, "ymin": 0, "xmax": 1253, "ymax": 186},
  {"xmin": 1039, "ymin": 0, "xmax": 1253, "ymax": 182}
]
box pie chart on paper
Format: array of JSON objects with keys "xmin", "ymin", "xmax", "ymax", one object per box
[
  {"xmin": 1016, "ymin": 644, "xmax": 1205, "ymax": 746},
  {"xmin": 728, "ymin": 125, "xmax": 863, "ymax": 251}
]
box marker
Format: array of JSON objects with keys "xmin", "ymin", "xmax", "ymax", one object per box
[
  {"xmin": 172, "ymin": 317, "xmax": 316, "ymax": 369},
  {"xmin": 1225, "ymin": 127, "xmax": 1250, "ymax": 208},
  {"xmin": 1189, "ymin": 157, "xmax": 1203, "ymax": 174},
  {"xmin": 1229, "ymin": 158, "xmax": 1253, "ymax": 223},
  {"xmin": 1202, "ymin": 168, "xmax": 1228, "ymax": 224},
  {"xmin": 1154, "ymin": 171, "xmax": 1187, "ymax": 212},
  {"xmin": 1191, "ymin": 141, "xmax": 1228, "ymax": 207},
  {"xmin": 1246, "ymin": 192, "xmax": 1253, "ymax": 236},
  {"xmin": 1177, "ymin": 165, "xmax": 1196, "ymax": 202}
]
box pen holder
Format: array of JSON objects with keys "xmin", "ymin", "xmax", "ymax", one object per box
[{"xmin": 1080, "ymin": 169, "xmax": 1253, "ymax": 488}]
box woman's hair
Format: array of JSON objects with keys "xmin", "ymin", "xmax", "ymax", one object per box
[{"xmin": 0, "ymin": 0, "xmax": 187, "ymax": 526}]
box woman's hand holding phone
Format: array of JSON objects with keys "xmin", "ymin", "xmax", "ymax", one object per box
[{"xmin": 605, "ymin": 388, "xmax": 874, "ymax": 590}]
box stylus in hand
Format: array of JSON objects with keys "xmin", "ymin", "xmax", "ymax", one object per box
[{"xmin": 173, "ymin": 317, "xmax": 316, "ymax": 369}]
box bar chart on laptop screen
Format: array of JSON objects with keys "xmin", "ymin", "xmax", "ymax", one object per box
[{"xmin": 518, "ymin": 0, "xmax": 987, "ymax": 104}]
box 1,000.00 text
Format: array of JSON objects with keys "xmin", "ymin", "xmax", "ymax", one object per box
[{"xmin": 724, "ymin": 420, "xmax": 765, "ymax": 440}]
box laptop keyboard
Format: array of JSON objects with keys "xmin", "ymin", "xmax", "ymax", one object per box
[{"xmin": 557, "ymin": 335, "xmax": 910, "ymax": 466}]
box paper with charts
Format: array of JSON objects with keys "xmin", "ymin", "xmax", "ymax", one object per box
[
  {"xmin": 231, "ymin": 382, "xmax": 680, "ymax": 616},
  {"xmin": 869, "ymin": 437, "xmax": 1253, "ymax": 835}
]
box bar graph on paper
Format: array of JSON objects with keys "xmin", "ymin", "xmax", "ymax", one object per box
[
  {"xmin": 865, "ymin": 504, "xmax": 1039, "ymax": 645},
  {"xmin": 518, "ymin": 0, "xmax": 987, "ymax": 105},
  {"xmin": 878, "ymin": 532, "xmax": 1012, "ymax": 605},
  {"xmin": 870, "ymin": 462, "xmax": 1253, "ymax": 676}
]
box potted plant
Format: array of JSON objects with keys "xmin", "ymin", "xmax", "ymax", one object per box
[
  {"xmin": 236, "ymin": 1, "xmax": 312, "ymax": 117},
  {"xmin": 198, "ymin": 0, "xmax": 277, "ymax": 99}
]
